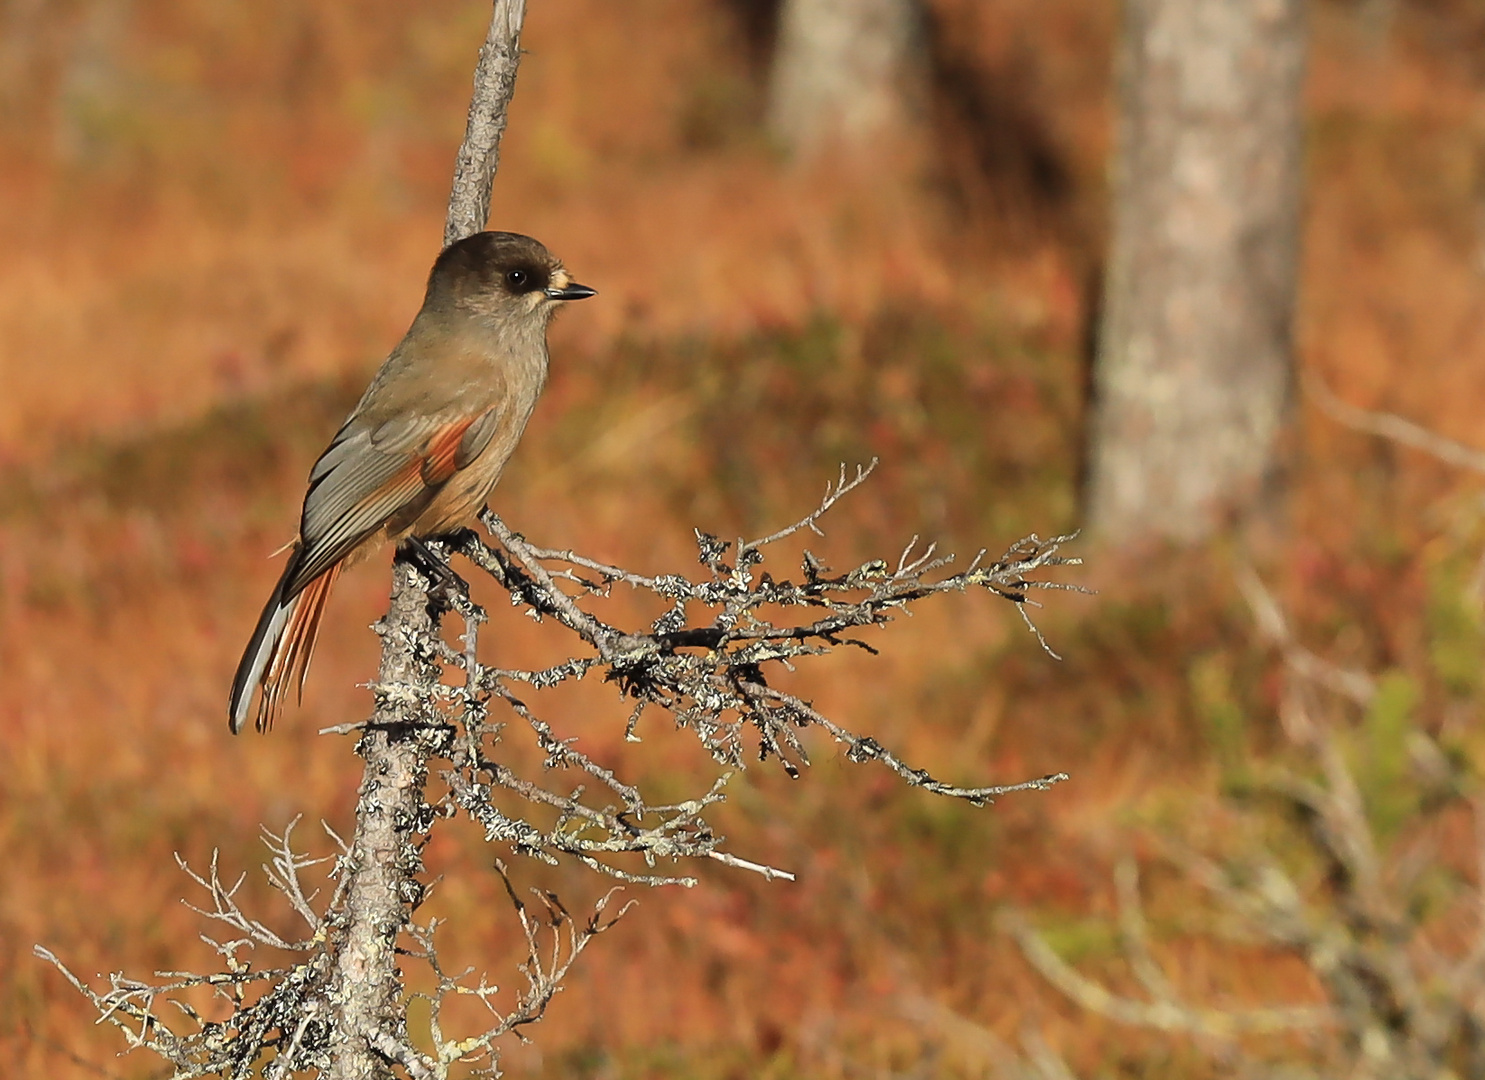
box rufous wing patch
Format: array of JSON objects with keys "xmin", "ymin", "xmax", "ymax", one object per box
[{"xmin": 420, "ymin": 415, "xmax": 481, "ymax": 486}]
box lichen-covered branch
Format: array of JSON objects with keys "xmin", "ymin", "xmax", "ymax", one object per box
[
  {"xmin": 325, "ymin": 557, "xmax": 448, "ymax": 1080},
  {"xmin": 37, "ymin": 824, "xmax": 340, "ymax": 1078},
  {"xmin": 36, "ymin": 824, "xmax": 626, "ymax": 1079},
  {"xmin": 43, "ymin": 461, "xmax": 1078, "ymax": 1076}
]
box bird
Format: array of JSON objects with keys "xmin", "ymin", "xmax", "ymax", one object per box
[{"xmin": 229, "ymin": 231, "xmax": 595, "ymax": 734}]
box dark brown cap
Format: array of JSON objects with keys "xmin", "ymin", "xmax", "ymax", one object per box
[{"xmin": 425, "ymin": 231, "xmax": 593, "ymax": 308}]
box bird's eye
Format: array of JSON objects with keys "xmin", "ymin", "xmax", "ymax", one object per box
[{"xmin": 506, "ymin": 269, "xmax": 528, "ymax": 289}]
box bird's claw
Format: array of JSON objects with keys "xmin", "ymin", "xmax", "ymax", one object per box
[{"xmin": 399, "ymin": 536, "xmax": 472, "ymax": 602}]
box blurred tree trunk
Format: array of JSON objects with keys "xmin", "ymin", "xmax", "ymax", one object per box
[
  {"xmin": 766, "ymin": 0, "xmax": 921, "ymax": 155},
  {"xmin": 1087, "ymin": 0, "xmax": 1307, "ymax": 544}
]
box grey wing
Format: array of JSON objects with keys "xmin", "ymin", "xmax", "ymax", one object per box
[
  {"xmin": 284, "ymin": 414, "xmax": 449, "ymax": 597},
  {"xmin": 454, "ymin": 405, "xmax": 503, "ymax": 468}
]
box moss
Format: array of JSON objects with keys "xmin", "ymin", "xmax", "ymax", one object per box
[
  {"xmin": 1034, "ymin": 915, "xmax": 1119, "ymax": 965},
  {"xmin": 1189, "ymin": 651, "xmax": 1250, "ymax": 788},
  {"xmin": 1355, "ymin": 671, "xmax": 1421, "ymax": 843},
  {"xmin": 1425, "ymin": 555, "xmax": 1485, "ymax": 699}
]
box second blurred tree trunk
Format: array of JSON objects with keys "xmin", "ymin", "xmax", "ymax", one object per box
[
  {"xmin": 1087, "ymin": 0, "xmax": 1307, "ymax": 543},
  {"xmin": 766, "ymin": 0, "xmax": 920, "ymax": 155}
]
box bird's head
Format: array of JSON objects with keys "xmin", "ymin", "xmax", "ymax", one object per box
[{"xmin": 425, "ymin": 231, "xmax": 595, "ymax": 327}]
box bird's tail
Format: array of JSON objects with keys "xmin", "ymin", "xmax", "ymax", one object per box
[{"xmin": 229, "ymin": 547, "xmax": 342, "ymax": 734}]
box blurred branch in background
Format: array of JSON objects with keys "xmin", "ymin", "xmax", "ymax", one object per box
[
  {"xmin": 1306, "ymin": 371, "xmax": 1485, "ymax": 607},
  {"xmin": 1305, "ymin": 371, "xmax": 1485, "ymax": 477},
  {"xmin": 997, "ymin": 554, "xmax": 1485, "ymax": 1079}
]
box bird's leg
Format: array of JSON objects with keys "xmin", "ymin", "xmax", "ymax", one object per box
[{"xmin": 397, "ymin": 536, "xmax": 472, "ymax": 600}]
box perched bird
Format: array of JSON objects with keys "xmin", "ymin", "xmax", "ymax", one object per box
[{"xmin": 229, "ymin": 231, "xmax": 595, "ymax": 734}]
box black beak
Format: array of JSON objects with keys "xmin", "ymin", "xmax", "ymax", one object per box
[{"xmin": 545, "ymin": 282, "xmax": 596, "ymax": 301}]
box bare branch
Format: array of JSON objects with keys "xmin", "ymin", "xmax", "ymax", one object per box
[
  {"xmin": 1235, "ymin": 561, "xmax": 1375, "ymax": 706},
  {"xmin": 261, "ymin": 817, "xmax": 334, "ymax": 931},
  {"xmin": 706, "ymin": 849, "xmax": 797, "ymax": 882},
  {"xmin": 1113, "ymin": 856, "xmax": 1178, "ymax": 1003},
  {"xmin": 1305, "ymin": 371, "xmax": 1485, "ymax": 475},
  {"xmin": 739, "ymin": 458, "xmax": 879, "ymax": 554},
  {"xmin": 1002, "ymin": 910, "xmax": 1334, "ymax": 1037},
  {"xmin": 445, "ymin": 0, "xmax": 528, "ymax": 247}
]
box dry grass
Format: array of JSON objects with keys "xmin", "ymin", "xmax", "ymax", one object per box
[{"xmin": 5, "ymin": 1, "xmax": 1485, "ymax": 1077}]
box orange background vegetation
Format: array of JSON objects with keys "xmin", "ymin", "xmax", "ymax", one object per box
[{"xmin": 5, "ymin": 1, "xmax": 1485, "ymax": 1077}]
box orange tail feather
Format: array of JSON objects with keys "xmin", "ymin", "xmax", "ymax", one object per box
[{"xmin": 258, "ymin": 564, "xmax": 342, "ymax": 732}]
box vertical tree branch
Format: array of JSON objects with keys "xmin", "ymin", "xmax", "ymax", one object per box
[
  {"xmin": 331, "ymin": 4, "xmax": 527, "ymax": 1075},
  {"xmin": 327, "ymin": 562, "xmax": 444, "ymax": 1080},
  {"xmin": 444, "ymin": 0, "xmax": 527, "ymax": 249}
]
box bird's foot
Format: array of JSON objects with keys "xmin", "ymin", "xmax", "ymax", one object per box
[{"xmin": 398, "ymin": 536, "xmax": 472, "ymax": 602}]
